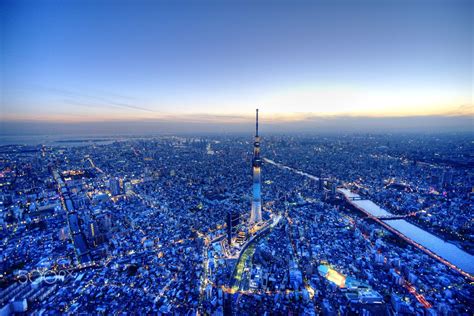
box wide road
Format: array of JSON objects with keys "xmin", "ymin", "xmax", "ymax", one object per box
[{"xmin": 229, "ymin": 214, "xmax": 281, "ymax": 293}]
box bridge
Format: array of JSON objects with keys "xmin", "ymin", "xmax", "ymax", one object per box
[
  {"xmin": 361, "ymin": 212, "xmax": 419, "ymax": 221},
  {"xmin": 377, "ymin": 215, "xmax": 408, "ymax": 220},
  {"xmin": 378, "ymin": 214, "xmax": 416, "ymax": 220},
  {"xmin": 348, "ymin": 196, "xmax": 368, "ymax": 201},
  {"xmin": 361, "ymin": 214, "xmax": 410, "ymax": 221}
]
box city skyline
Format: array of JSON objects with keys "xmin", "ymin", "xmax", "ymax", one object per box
[
  {"xmin": 1, "ymin": 1, "xmax": 473, "ymax": 314},
  {"xmin": 1, "ymin": 0, "xmax": 473, "ymax": 133}
]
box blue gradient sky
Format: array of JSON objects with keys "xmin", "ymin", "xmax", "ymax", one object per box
[{"xmin": 1, "ymin": 0, "xmax": 473, "ymax": 130}]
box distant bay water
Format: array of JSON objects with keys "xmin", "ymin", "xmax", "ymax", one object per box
[{"xmin": 0, "ymin": 134, "xmax": 122, "ymax": 147}]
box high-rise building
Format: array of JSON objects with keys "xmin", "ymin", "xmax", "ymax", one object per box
[
  {"xmin": 110, "ymin": 177, "xmax": 121, "ymax": 196},
  {"xmin": 226, "ymin": 210, "xmax": 240, "ymax": 245},
  {"xmin": 250, "ymin": 109, "xmax": 263, "ymax": 223},
  {"xmin": 441, "ymin": 169, "xmax": 453, "ymax": 188}
]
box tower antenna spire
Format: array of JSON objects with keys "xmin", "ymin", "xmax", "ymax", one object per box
[{"xmin": 256, "ymin": 108, "xmax": 259, "ymax": 137}]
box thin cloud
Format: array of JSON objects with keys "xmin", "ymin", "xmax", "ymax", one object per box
[
  {"xmin": 28, "ymin": 84, "xmax": 157, "ymax": 113},
  {"xmin": 443, "ymin": 104, "xmax": 474, "ymax": 116}
]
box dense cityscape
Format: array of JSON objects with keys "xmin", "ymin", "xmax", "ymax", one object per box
[
  {"xmin": 0, "ymin": 115, "xmax": 473, "ymax": 315},
  {"xmin": 2, "ymin": 0, "xmax": 473, "ymax": 314}
]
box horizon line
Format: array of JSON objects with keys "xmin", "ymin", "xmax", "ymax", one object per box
[{"xmin": 1, "ymin": 111, "xmax": 473, "ymax": 124}]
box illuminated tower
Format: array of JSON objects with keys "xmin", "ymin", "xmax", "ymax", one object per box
[{"xmin": 250, "ymin": 109, "xmax": 263, "ymax": 223}]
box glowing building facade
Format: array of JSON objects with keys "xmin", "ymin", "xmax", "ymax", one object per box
[{"xmin": 250, "ymin": 109, "xmax": 263, "ymax": 223}]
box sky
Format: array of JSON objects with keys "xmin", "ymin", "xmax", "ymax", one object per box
[{"xmin": 1, "ymin": 0, "xmax": 473, "ymax": 134}]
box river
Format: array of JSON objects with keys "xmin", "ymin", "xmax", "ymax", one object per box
[
  {"xmin": 264, "ymin": 158, "xmax": 474, "ymax": 277},
  {"xmin": 338, "ymin": 188, "xmax": 474, "ymax": 275}
]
